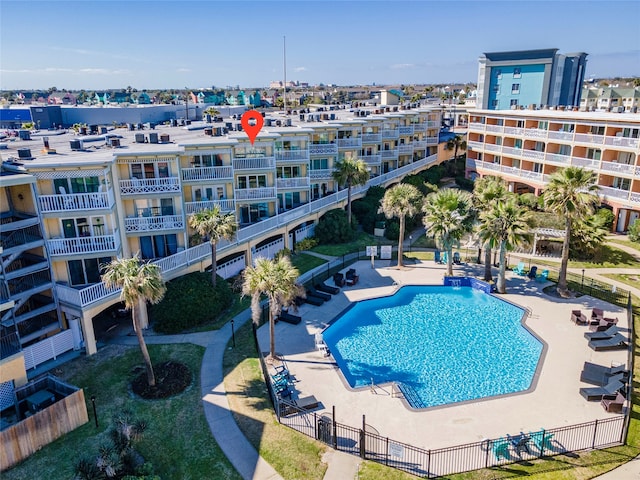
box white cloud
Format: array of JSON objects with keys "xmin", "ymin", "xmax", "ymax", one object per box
[
  {"xmin": 176, "ymin": 68, "xmax": 192, "ymax": 72},
  {"xmin": 390, "ymin": 63, "xmax": 415, "ymax": 69},
  {"xmin": 294, "ymin": 66, "xmax": 307, "ymax": 72}
]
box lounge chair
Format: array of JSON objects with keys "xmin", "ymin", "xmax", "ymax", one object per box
[
  {"xmin": 592, "ymin": 308, "xmax": 604, "ymax": 322},
  {"xmin": 588, "ymin": 317, "xmax": 618, "ymax": 332},
  {"xmin": 584, "ymin": 325, "xmax": 620, "ymax": 340},
  {"xmin": 580, "ymin": 370, "xmax": 627, "ymax": 387},
  {"xmin": 307, "ymin": 288, "xmax": 331, "ymax": 302},
  {"xmin": 453, "ymin": 252, "xmax": 462, "ymax": 265},
  {"xmin": 582, "ymin": 362, "xmax": 627, "ymax": 377},
  {"xmin": 513, "ymin": 262, "xmax": 527, "ymax": 275},
  {"xmin": 527, "ymin": 266, "xmax": 538, "ymax": 280},
  {"xmin": 571, "ymin": 310, "xmax": 589, "ymax": 325},
  {"xmin": 579, "ymin": 379, "xmax": 624, "ymax": 401},
  {"xmin": 529, "ymin": 430, "xmax": 554, "ymax": 452},
  {"xmin": 315, "ymin": 283, "xmax": 339, "ymax": 295},
  {"xmin": 588, "ymin": 333, "xmax": 629, "ymax": 351},
  {"xmin": 299, "ymin": 294, "xmax": 324, "ymax": 306},
  {"xmin": 333, "ymin": 272, "xmax": 345, "ymax": 287},
  {"xmin": 278, "ymin": 310, "xmax": 302, "ymax": 325},
  {"xmin": 601, "ymin": 392, "xmax": 625, "ymax": 413},
  {"xmin": 492, "ymin": 437, "xmax": 510, "ymax": 460},
  {"xmin": 535, "ymin": 269, "xmax": 549, "ymax": 283}
]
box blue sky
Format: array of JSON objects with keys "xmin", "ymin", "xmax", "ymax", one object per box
[{"xmin": 1, "ymin": 0, "xmax": 638, "ymax": 90}]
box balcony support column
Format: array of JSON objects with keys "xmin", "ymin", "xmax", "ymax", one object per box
[{"xmin": 81, "ymin": 311, "xmax": 97, "ymax": 355}]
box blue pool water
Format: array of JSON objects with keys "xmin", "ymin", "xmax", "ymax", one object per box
[{"xmin": 322, "ymin": 285, "xmax": 543, "ymax": 409}]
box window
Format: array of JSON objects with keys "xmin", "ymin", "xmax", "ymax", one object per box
[
  {"xmin": 237, "ymin": 175, "xmax": 267, "ymax": 189},
  {"xmin": 590, "ymin": 126, "xmax": 605, "ymax": 135},
  {"xmin": 193, "ymin": 186, "xmax": 224, "ymax": 201},
  {"xmin": 533, "ymin": 163, "xmax": 543, "ymax": 173},
  {"xmin": 134, "ymin": 198, "xmax": 174, "ymax": 217},
  {"xmin": 131, "ymin": 163, "xmax": 170, "ymax": 179},
  {"xmin": 495, "ymin": 69, "xmax": 502, "ymax": 78},
  {"xmin": 277, "ymin": 166, "xmax": 301, "ymax": 178},
  {"xmin": 513, "ymin": 68, "xmax": 522, "ymax": 78},
  {"xmin": 514, "ymin": 139, "xmax": 523, "ymax": 149},
  {"xmin": 510, "ymin": 99, "xmax": 519, "ymax": 108},
  {"xmin": 492, "ymin": 84, "xmax": 500, "ymax": 93},
  {"xmin": 561, "ymin": 123, "xmax": 574, "ymax": 133},
  {"xmin": 61, "ymin": 216, "xmax": 105, "ymax": 238},
  {"xmin": 311, "ymin": 158, "xmax": 329, "ymax": 170},
  {"xmin": 535, "ymin": 141, "xmax": 545, "ymax": 152},
  {"xmin": 558, "ymin": 144, "xmax": 571, "ymax": 156},
  {"xmin": 278, "ymin": 192, "xmax": 301, "ymax": 210},
  {"xmin": 612, "ymin": 177, "xmax": 631, "ymax": 190},
  {"xmin": 54, "ymin": 176, "xmax": 100, "ymax": 195},
  {"xmin": 622, "ymin": 128, "xmax": 639, "ymax": 138},
  {"xmin": 68, "ymin": 257, "xmax": 111, "ymax": 286},
  {"xmin": 537, "ymin": 121, "xmax": 548, "ymax": 130},
  {"xmin": 491, "ymin": 100, "xmax": 499, "ymax": 108},
  {"xmin": 586, "ymin": 148, "xmax": 601, "ymax": 161},
  {"xmin": 139, "ymin": 234, "xmax": 178, "ymax": 259},
  {"xmin": 511, "ymin": 84, "xmax": 520, "ymax": 94}
]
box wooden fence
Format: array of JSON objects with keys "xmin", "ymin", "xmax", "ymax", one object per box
[{"xmin": 1, "ymin": 388, "xmax": 88, "ymax": 470}]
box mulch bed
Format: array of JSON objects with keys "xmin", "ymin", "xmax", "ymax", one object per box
[{"xmin": 131, "ymin": 361, "xmax": 192, "ymax": 399}]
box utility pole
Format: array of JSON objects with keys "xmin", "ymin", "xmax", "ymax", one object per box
[{"xmin": 283, "ymin": 35, "xmax": 287, "ymax": 114}]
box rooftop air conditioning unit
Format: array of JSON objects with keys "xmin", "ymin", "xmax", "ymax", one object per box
[
  {"xmin": 70, "ymin": 140, "xmax": 83, "ymax": 151},
  {"xmin": 17, "ymin": 148, "xmax": 33, "ymax": 159},
  {"xmin": 18, "ymin": 130, "xmax": 31, "ymax": 140},
  {"xmin": 204, "ymin": 128, "xmax": 213, "ymax": 136},
  {"xmin": 110, "ymin": 138, "xmax": 121, "ymax": 147},
  {"xmin": 149, "ymin": 133, "xmax": 159, "ymax": 143},
  {"xmin": 135, "ymin": 133, "xmax": 145, "ymax": 143},
  {"xmin": 160, "ymin": 134, "xmax": 170, "ymax": 143}
]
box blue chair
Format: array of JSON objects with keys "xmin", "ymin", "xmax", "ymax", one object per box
[
  {"xmin": 453, "ymin": 252, "xmax": 462, "ymax": 264},
  {"xmin": 434, "ymin": 250, "xmax": 441, "ymax": 263},
  {"xmin": 535, "ymin": 269, "xmax": 549, "ymax": 283},
  {"xmin": 513, "ymin": 262, "xmax": 527, "ymax": 275},
  {"xmin": 441, "ymin": 251, "xmax": 448, "ymax": 265},
  {"xmin": 492, "ymin": 437, "xmax": 510, "ymax": 460},
  {"xmin": 527, "ymin": 266, "xmax": 538, "ymax": 279}
]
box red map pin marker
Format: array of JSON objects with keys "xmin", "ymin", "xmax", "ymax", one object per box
[{"xmin": 241, "ymin": 110, "xmax": 264, "ymax": 145}]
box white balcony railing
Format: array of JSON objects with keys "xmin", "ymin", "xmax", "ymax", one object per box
[
  {"xmin": 381, "ymin": 149, "xmax": 398, "ymax": 159},
  {"xmin": 599, "ymin": 186, "xmax": 631, "ymax": 201},
  {"xmin": 522, "ymin": 150, "xmax": 545, "ymax": 161},
  {"xmin": 504, "ymin": 127, "xmax": 524, "ymax": 136},
  {"xmin": 275, "ymin": 150, "xmax": 310, "ymax": 162},
  {"xmin": 181, "ymin": 166, "xmax": 233, "ymax": 182},
  {"xmin": 361, "ymin": 154, "xmax": 382, "ymax": 165},
  {"xmin": 124, "ymin": 215, "xmax": 185, "ymax": 233},
  {"xmin": 399, "ymin": 126, "xmax": 414, "ymax": 135},
  {"xmin": 398, "ymin": 144, "xmax": 414, "ymax": 154},
  {"xmin": 381, "ymin": 130, "xmax": 399, "ymax": 139},
  {"xmin": 120, "ymin": 177, "xmax": 181, "ymax": 195},
  {"xmin": 545, "ymin": 153, "xmax": 571, "ymax": 165},
  {"xmin": 276, "ymin": 177, "xmax": 310, "ymax": 189},
  {"xmin": 184, "ymin": 199, "xmax": 235, "ymax": 215},
  {"xmin": 337, "ymin": 138, "xmax": 362, "ymax": 148},
  {"xmin": 502, "ymin": 146, "xmax": 522, "ymax": 157},
  {"xmin": 232, "ymin": 157, "xmax": 275, "ymax": 170},
  {"xmin": 38, "ymin": 191, "xmax": 114, "ymax": 213},
  {"xmin": 309, "ymin": 169, "xmax": 333, "ymax": 179},
  {"xmin": 574, "ymin": 133, "xmax": 605, "ymax": 145},
  {"xmin": 361, "ymin": 133, "xmax": 382, "ymax": 143},
  {"xmin": 309, "ymin": 143, "xmax": 338, "ymax": 155},
  {"xmin": 48, "ymin": 234, "xmax": 121, "ymax": 256},
  {"xmin": 55, "ymin": 153, "xmax": 440, "ymax": 309},
  {"xmin": 234, "ymin": 187, "xmax": 277, "ymax": 200},
  {"xmin": 523, "ymin": 128, "xmax": 547, "ymax": 139},
  {"xmin": 483, "ymin": 144, "xmax": 502, "ymax": 153},
  {"xmin": 547, "ymin": 131, "xmax": 574, "ymax": 141},
  {"xmin": 599, "ymin": 162, "xmax": 637, "ymax": 176},
  {"xmin": 484, "ymin": 125, "xmax": 503, "ymax": 133},
  {"xmin": 571, "ymin": 157, "xmax": 601, "ymax": 169},
  {"xmin": 604, "ymin": 136, "xmax": 639, "ymax": 148}
]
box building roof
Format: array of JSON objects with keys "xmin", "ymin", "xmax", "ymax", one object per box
[{"xmin": 481, "ymin": 49, "xmax": 559, "ymax": 61}]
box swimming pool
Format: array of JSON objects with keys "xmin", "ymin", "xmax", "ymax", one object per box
[{"xmin": 322, "ymin": 285, "xmax": 543, "ymax": 409}]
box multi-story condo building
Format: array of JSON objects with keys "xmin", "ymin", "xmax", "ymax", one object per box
[
  {"xmin": 466, "ymin": 107, "xmax": 640, "ymax": 232},
  {"xmin": 581, "ymin": 86, "xmax": 640, "ymax": 113},
  {"xmin": 0, "ymin": 105, "xmax": 443, "ymax": 363},
  {"xmin": 476, "ymin": 49, "xmax": 588, "ymax": 110}
]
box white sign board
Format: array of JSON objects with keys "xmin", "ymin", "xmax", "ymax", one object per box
[
  {"xmin": 380, "ymin": 245, "xmax": 392, "ymax": 260},
  {"xmin": 366, "ymin": 246, "xmax": 378, "ymax": 257},
  {"xmin": 389, "ymin": 442, "xmax": 404, "ymax": 458}
]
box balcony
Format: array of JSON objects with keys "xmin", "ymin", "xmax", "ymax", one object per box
[
  {"xmin": 361, "ymin": 154, "xmax": 382, "ymax": 166},
  {"xmin": 398, "ymin": 144, "xmax": 414, "ymax": 154},
  {"xmin": 38, "ymin": 191, "xmax": 114, "ymax": 213},
  {"xmin": 0, "ymin": 224, "xmax": 44, "ymax": 252},
  {"xmin": 502, "ymin": 146, "xmax": 522, "ymax": 157},
  {"xmin": 380, "ymin": 149, "xmax": 398, "ymax": 159},
  {"xmin": 361, "ymin": 133, "xmax": 382, "ymax": 143},
  {"xmin": 545, "ymin": 153, "xmax": 571, "ymax": 165},
  {"xmin": 468, "ymin": 121, "xmax": 485, "ymax": 130},
  {"xmin": 120, "ymin": 177, "xmax": 181, "ymax": 195},
  {"xmin": 547, "ymin": 131, "xmax": 574, "ymax": 141},
  {"xmin": 399, "ymin": 126, "xmax": 414, "ymax": 136},
  {"xmin": 309, "ymin": 143, "xmax": 338, "ymax": 155},
  {"xmin": 381, "ymin": 130, "xmax": 399, "ymax": 139},
  {"xmin": 181, "ymin": 166, "xmax": 233, "ymax": 182},
  {"xmin": 574, "ymin": 133, "xmax": 605, "ymax": 145},
  {"xmin": 523, "ymin": 128, "xmax": 548, "ymax": 139},
  {"xmin": 425, "ymin": 136, "xmax": 439, "ymax": 145},
  {"xmin": 522, "ymin": 149, "xmax": 545, "ymax": 161},
  {"xmin": 598, "ymin": 186, "xmax": 632, "ymax": 201},
  {"xmin": 484, "ymin": 125, "xmax": 503, "ymax": 133},
  {"xmin": 232, "ymin": 157, "xmax": 275, "ymax": 170},
  {"xmin": 337, "ymin": 138, "xmax": 362, "ymax": 149},
  {"xmin": 234, "ymin": 187, "xmax": 276, "ymax": 201},
  {"xmin": 124, "ymin": 215, "xmax": 184, "ymax": 233},
  {"xmin": 1, "ymin": 331, "xmax": 21, "ymax": 360},
  {"xmin": 599, "ymin": 161, "xmax": 637, "ymax": 176},
  {"xmin": 504, "ymin": 127, "xmax": 524, "ymax": 136},
  {"xmin": 48, "ymin": 234, "xmax": 121, "ymax": 256},
  {"xmin": 571, "ymin": 157, "xmax": 600, "ymax": 170},
  {"xmin": 483, "ymin": 144, "xmax": 502, "ymax": 153},
  {"xmin": 309, "ymin": 169, "xmax": 333, "ymax": 180},
  {"xmin": 276, "ymin": 177, "xmax": 310, "ymax": 189},
  {"xmin": 604, "ymin": 136, "xmax": 639, "ymax": 149},
  {"xmin": 275, "ymin": 150, "xmax": 310, "ymax": 162},
  {"xmin": 184, "ymin": 199, "xmax": 235, "ymax": 215}
]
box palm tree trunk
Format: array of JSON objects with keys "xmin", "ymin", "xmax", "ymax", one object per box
[
  {"xmin": 483, "ymin": 244, "xmax": 493, "ymax": 282},
  {"xmin": 346, "ymin": 182, "xmax": 352, "ymax": 225},
  {"xmin": 132, "ymin": 304, "xmax": 156, "ymax": 386},
  {"xmin": 497, "ymin": 241, "xmax": 507, "ymax": 294},
  {"xmin": 557, "ymin": 217, "xmax": 572, "ymax": 297},
  {"xmin": 269, "ymin": 301, "xmax": 276, "ymax": 361},
  {"xmin": 397, "ymin": 214, "xmax": 405, "ymax": 268},
  {"xmin": 210, "ymin": 241, "xmax": 217, "ymax": 288}
]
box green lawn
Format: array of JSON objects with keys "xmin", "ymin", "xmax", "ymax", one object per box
[
  {"xmin": 311, "ymin": 232, "xmax": 394, "ymax": 257},
  {"xmin": 602, "ymin": 273, "xmax": 640, "ymax": 291},
  {"xmin": 513, "ymin": 244, "xmax": 640, "ymax": 270},
  {"xmin": 3, "ymin": 344, "xmax": 240, "ymax": 480},
  {"xmin": 290, "ymin": 252, "xmax": 327, "ymax": 274},
  {"xmin": 607, "ymin": 238, "xmax": 640, "ymax": 253}
]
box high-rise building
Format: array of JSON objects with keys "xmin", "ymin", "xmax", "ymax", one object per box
[{"xmin": 477, "ymin": 49, "xmax": 588, "ymax": 110}]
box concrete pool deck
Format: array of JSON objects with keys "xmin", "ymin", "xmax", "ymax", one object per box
[{"xmin": 256, "ymin": 258, "xmax": 630, "ymax": 452}]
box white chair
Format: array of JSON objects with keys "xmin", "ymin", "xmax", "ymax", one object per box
[{"xmin": 315, "ymin": 332, "xmax": 329, "ymax": 357}]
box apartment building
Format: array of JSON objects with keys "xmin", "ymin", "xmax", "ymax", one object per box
[
  {"xmin": 0, "ymin": 105, "xmax": 442, "ymax": 361},
  {"xmin": 477, "ymin": 49, "xmax": 588, "ymax": 110},
  {"xmin": 581, "ymin": 86, "xmax": 640, "ymax": 113},
  {"xmin": 466, "ymin": 108, "xmax": 640, "ymax": 232}
]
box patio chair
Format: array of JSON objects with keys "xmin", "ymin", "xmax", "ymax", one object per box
[
  {"xmin": 588, "ymin": 333, "xmax": 629, "ymax": 351},
  {"xmin": 315, "ymin": 332, "xmax": 330, "ymax": 357},
  {"xmin": 441, "ymin": 251, "xmax": 448, "ymax": 265},
  {"xmin": 492, "ymin": 437, "xmax": 511, "ymax": 460},
  {"xmin": 529, "ymin": 430, "xmax": 554, "ymax": 452},
  {"xmin": 588, "ymin": 317, "xmax": 618, "ymax": 332},
  {"xmin": 570, "ymin": 310, "xmax": 589, "ymax": 325},
  {"xmin": 513, "ymin": 262, "xmax": 527, "ymax": 275},
  {"xmin": 527, "ymin": 266, "xmax": 538, "ymax": 279},
  {"xmin": 346, "ymin": 268, "xmax": 357, "ymax": 280},
  {"xmin": 345, "ymin": 274, "xmax": 359, "ymax": 286},
  {"xmin": 434, "ymin": 250, "xmax": 441, "ymax": 264},
  {"xmin": 453, "ymin": 252, "xmax": 462, "ymax": 265},
  {"xmin": 579, "ymin": 379, "xmax": 625, "ymax": 401},
  {"xmin": 535, "ymin": 269, "xmax": 549, "ymax": 283},
  {"xmin": 584, "ymin": 325, "xmax": 620, "ymax": 340},
  {"xmin": 601, "ymin": 392, "xmax": 625, "ymax": 413},
  {"xmin": 591, "ymin": 308, "xmax": 604, "ymax": 322},
  {"xmin": 333, "ymin": 272, "xmax": 345, "ymax": 287}
]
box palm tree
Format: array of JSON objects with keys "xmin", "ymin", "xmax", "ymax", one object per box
[
  {"xmin": 102, "ymin": 256, "xmax": 166, "ymax": 386},
  {"xmin": 472, "ymin": 176, "xmax": 510, "ymax": 281},
  {"xmin": 478, "ymin": 200, "xmax": 532, "ymax": 294},
  {"xmin": 332, "ymin": 157, "xmax": 370, "ymax": 226},
  {"xmin": 422, "ymin": 189, "xmax": 475, "ymax": 276},
  {"xmin": 543, "ymin": 167, "xmax": 599, "ymax": 297},
  {"xmin": 242, "ymin": 256, "xmax": 301, "ymax": 362},
  {"xmin": 380, "ymin": 184, "xmax": 423, "ymax": 268},
  {"xmin": 445, "ymin": 134, "xmax": 467, "ymax": 161},
  {"xmin": 188, "ymin": 206, "xmax": 236, "ymax": 288}
]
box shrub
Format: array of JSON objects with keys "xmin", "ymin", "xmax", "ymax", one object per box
[
  {"xmin": 352, "ymin": 186, "xmax": 386, "ymax": 233},
  {"xmin": 314, "ymin": 208, "xmax": 355, "ymax": 244},
  {"xmin": 295, "ymin": 237, "xmax": 318, "ymax": 251},
  {"xmin": 149, "ymin": 272, "xmax": 233, "ymax": 333},
  {"xmin": 454, "ymin": 175, "xmax": 474, "ymax": 191},
  {"xmin": 273, "ymin": 247, "xmax": 292, "ymax": 261},
  {"xmin": 595, "ymin": 208, "xmax": 615, "ymax": 230},
  {"xmin": 384, "ymin": 220, "xmax": 400, "ymax": 241},
  {"xmin": 629, "ymin": 219, "xmax": 640, "ymax": 243}
]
